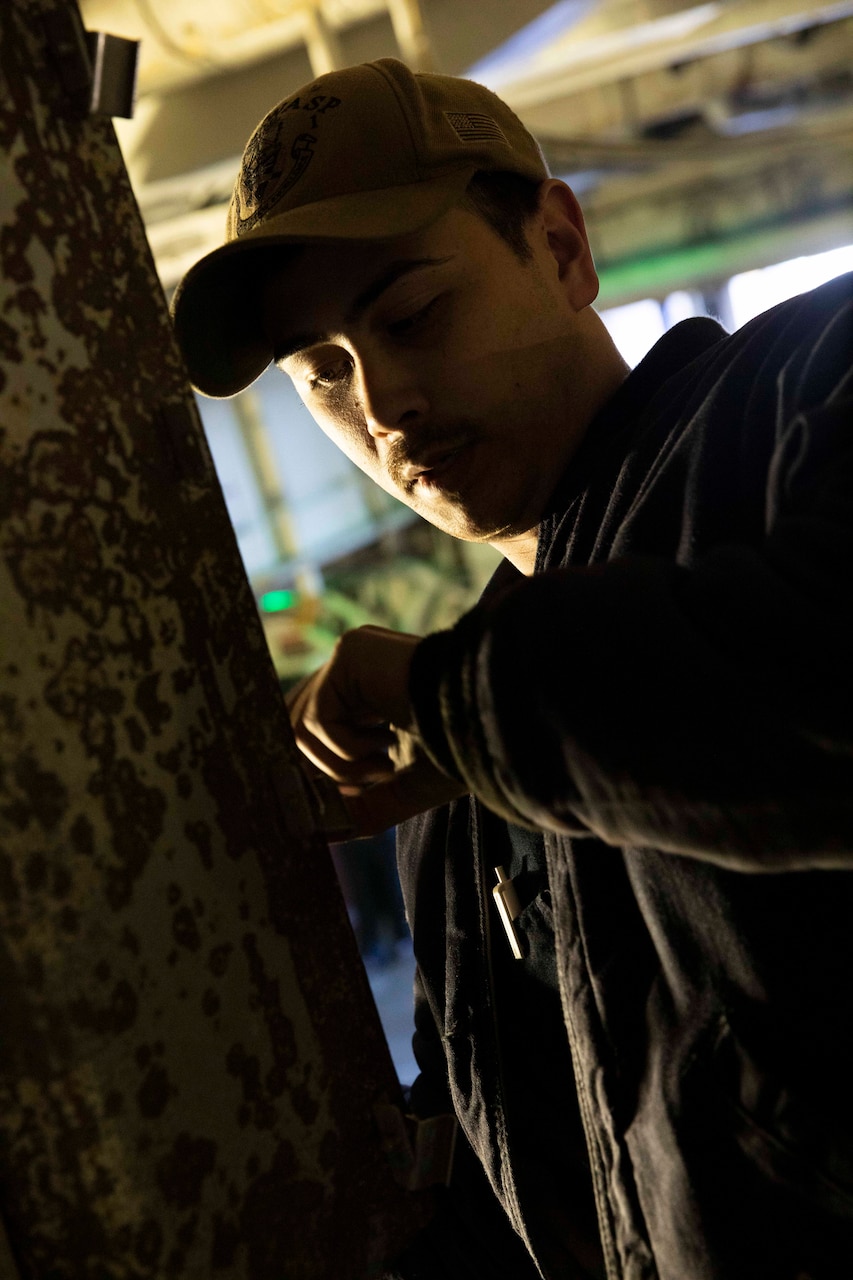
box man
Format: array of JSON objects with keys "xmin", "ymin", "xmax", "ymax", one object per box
[{"xmin": 172, "ymin": 58, "xmax": 853, "ymax": 1279}]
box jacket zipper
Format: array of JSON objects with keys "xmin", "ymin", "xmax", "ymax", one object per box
[
  {"xmin": 543, "ymin": 833, "xmax": 621, "ymax": 1280},
  {"xmin": 473, "ymin": 800, "xmax": 545, "ymax": 1276}
]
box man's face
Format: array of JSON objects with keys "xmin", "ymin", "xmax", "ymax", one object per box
[{"xmin": 262, "ymin": 195, "xmax": 606, "ymax": 554}]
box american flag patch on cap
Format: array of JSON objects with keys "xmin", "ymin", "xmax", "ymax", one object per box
[{"xmin": 445, "ymin": 112, "xmax": 508, "ymax": 144}]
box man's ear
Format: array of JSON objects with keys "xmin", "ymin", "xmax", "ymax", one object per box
[{"xmin": 536, "ymin": 179, "xmax": 600, "ymax": 310}]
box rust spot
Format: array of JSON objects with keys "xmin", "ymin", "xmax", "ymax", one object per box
[
  {"xmin": 124, "ymin": 714, "xmax": 146, "ymax": 752},
  {"xmin": 167, "ymin": 1243, "xmax": 186, "ymax": 1272},
  {"xmin": 320, "ymin": 1128, "xmax": 339, "ymax": 1172},
  {"xmin": 210, "ymin": 1212, "xmax": 241, "ymax": 1268},
  {"xmin": 137, "ymin": 1063, "xmax": 171, "ymax": 1119},
  {"xmin": 121, "ymin": 600, "xmax": 155, "ymax": 663},
  {"xmin": 24, "ymin": 850, "xmax": 48, "ymax": 892},
  {"xmin": 243, "ymin": 933, "xmax": 298, "ymax": 1080},
  {"xmin": 172, "ymin": 904, "xmax": 200, "ymax": 952},
  {"xmin": 207, "ymin": 942, "xmax": 232, "ymax": 977},
  {"xmin": 134, "ymin": 1217, "xmax": 164, "ymax": 1267},
  {"xmin": 92, "ymin": 757, "xmax": 165, "ymax": 909},
  {"xmin": 202, "ymin": 989, "xmax": 220, "ymax": 1018},
  {"xmin": 2, "ymin": 751, "xmax": 68, "ymax": 833},
  {"xmin": 11, "ymin": 510, "xmax": 116, "ymax": 627},
  {"xmin": 70, "ymin": 979, "xmax": 138, "ymax": 1034},
  {"xmin": 27, "ymin": 431, "xmax": 97, "ymax": 502},
  {"xmin": 0, "ymin": 316, "xmax": 21, "ymax": 366},
  {"xmin": 226, "ymin": 1041, "xmax": 282, "ymax": 1131},
  {"xmin": 226, "ymin": 1043, "xmax": 260, "ymax": 1102},
  {"xmin": 126, "ymin": 526, "xmax": 174, "ymax": 594},
  {"xmin": 240, "ymin": 1145, "xmax": 326, "ymax": 1278},
  {"xmin": 254, "ymin": 1099, "xmax": 276, "ymax": 1131},
  {"xmin": 156, "ymin": 743, "xmax": 183, "ymax": 773},
  {"xmin": 24, "ymin": 950, "xmax": 44, "ymax": 991},
  {"xmin": 177, "ymin": 1212, "xmax": 199, "ymax": 1251},
  {"xmin": 45, "ymin": 638, "xmax": 124, "ymax": 762},
  {"xmin": 52, "ymin": 862, "xmax": 72, "ymax": 898},
  {"xmin": 172, "ymin": 666, "xmax": 196, "ymax": 694},
  {"xmin": 120, "ymin": 925, "xmax": 141, "ymax": 955},
  {"xmin": 0, "ymin": 691, "xmax": 22, "ymax": 735},
  {"xmin": 104, "ymin": 1090, "xmax": 124, "ymax": 1117},
  {"xmin": 69, "ymin": 811, "xmax": 94, "ymax": 854},
  {"xmin": 0, "ymin": 853, "xmax": 21, "ymax": 906},
  {"xmin": 186, "ymin": 818, "xmax": 214, "ymax": 870},
  {"xmin": 155, "ymin": 1132, "xmax": 216, "ymax": 1210},
  {"xmin": 59, "ymin": 904, "xmax": 80, "ymax": 932},
  {"xmin": 135, "ymin": 670, "xmax": 171, "ymax": 735}
]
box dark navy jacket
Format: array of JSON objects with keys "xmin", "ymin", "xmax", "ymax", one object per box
[{"xmin": 394, "ymin": 274, "xmax": 853, "ymax": 1280}]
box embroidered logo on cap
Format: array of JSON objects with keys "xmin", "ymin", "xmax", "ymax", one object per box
[
  {"xmin": 445, "ymin": 112, "xmax": 507, "ymax": 144},
  {"xmin": 234, "ymin": 93, "xmax": 342, "ymax": 233}
]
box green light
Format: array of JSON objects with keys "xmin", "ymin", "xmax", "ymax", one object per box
[
  {"xmin": 260, "ymin": 589, "xmax": 296, "ymax": 613},
  {"xmin": 596, "ymin": 212, "xmax": 853, "ymax": 307}
]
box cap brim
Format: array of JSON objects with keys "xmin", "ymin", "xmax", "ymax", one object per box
[{"xmin": 171, "ymin": 170, "xmax": 476, "ymax": 399}]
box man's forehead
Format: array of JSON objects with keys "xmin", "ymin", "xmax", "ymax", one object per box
[
  {"xmin": 261, "ymin": 237, "xmax": 453, "ymax": 361},
  {"xmin": 265, "ymin": 227, "xmax": 423, "ymax": 300}
]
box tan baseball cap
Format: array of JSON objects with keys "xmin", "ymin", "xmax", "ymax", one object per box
[{"xmin": 171, "ymin": 57, "xmax": 549, "ymax": 398}]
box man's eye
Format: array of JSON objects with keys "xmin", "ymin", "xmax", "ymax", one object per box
[
  {"xmin": 307, "ymin": 360, "xmax": 351, "ymax": 391},
  {"xmin": 387, "ymin": 297, "xmax": 439, "ymax": 337}
]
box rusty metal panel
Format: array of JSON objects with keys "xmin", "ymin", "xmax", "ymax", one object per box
[{"xmin": 0, "ymin": 2, "xmax": 431, "ymax": 1274}]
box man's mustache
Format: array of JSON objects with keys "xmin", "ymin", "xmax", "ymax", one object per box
[{"xmin": 385, "ymin": 420, "xmax": 480, "ymax": 490}]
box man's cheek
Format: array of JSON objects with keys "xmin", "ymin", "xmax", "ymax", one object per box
[{"xmin": 317, "ymin": 416, "xmax": 377, "ymax": 478}]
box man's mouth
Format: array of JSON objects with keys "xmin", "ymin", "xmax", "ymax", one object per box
[
  {"xmin": 406, "ymin": 449, "xmax": 460, "ymax": 489},
  {"xmin": 396, "ymin": 439, "xmax": 472, "ymax": 495}
]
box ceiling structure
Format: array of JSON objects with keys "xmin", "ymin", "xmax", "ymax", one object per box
[{"xmin": 80, "ymin": 0, "xmax": 853, "ymax": 306}]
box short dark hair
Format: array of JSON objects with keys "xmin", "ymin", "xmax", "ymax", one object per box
[{"xmin": 461, "ymin": 171, "xmax": 543, "ymax": 261}]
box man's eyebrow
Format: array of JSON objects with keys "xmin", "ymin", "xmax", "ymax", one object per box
[
  {"xmin": 274, "ymin": 256, "xmax": 451, "ymax": 364},
  {"xmin": 346, "ymin": 256, "xmax": 451, "ymax": 324}
]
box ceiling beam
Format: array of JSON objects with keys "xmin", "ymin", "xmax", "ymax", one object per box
[
  {"xmin": 523, "ymin": 14, "xmax": 853, "ymax": 138},
  {"xmin": 491, "ymin": 0, "xmax": 853, "ymax": 109},
  {"xmin": 79, "ymin": 0, "xmax": 556, "ymax": 93}
]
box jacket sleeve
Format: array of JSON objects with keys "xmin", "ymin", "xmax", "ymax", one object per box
[{"xmin": 408, "ymin": 379, "xmax": 853, "ymax": 873}]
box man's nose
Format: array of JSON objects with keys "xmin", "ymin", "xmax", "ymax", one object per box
[{"xmin": 359, "ymin": 357, "xmax": 430, "ymax": 439}]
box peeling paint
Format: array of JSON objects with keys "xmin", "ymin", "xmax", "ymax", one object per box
[{"xmin": 0, "ymin": 0, "xmax": 431, "ymax": 1274}]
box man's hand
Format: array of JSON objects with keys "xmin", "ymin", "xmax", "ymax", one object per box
[{"xmin": 286, "ymin": 625, "xmax": 466, "ymax": 837}]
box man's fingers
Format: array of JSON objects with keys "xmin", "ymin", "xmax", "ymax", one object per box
[
  {"xmin": 285, "ymin": 625, "xmax": 425, "ymax": 795},
  {"xmin": 288, "ymin": 671, "xmax": 396, "ymax": 778},
  {"xmin": 302, "ymin": 712, "xmax": 395, "ymax": 765},
  {"xmin": 294, "ymin": 727, "xmax": 396, "ymax": 786}
]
